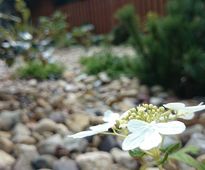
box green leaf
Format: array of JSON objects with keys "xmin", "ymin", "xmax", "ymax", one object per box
[
  {"xmin": 129, "ymin": 148, "xmax": 145, "ymax": 158},
  {"xmin": 159, "ymin": 143, "xmax": 181, "ymax": 165},
  {"xmin": 160, "ymin": 143, "xmax": 181, "ymax": 154},
  {"xmin": 170, "ymin": 146, "xmax": 205, "ymax": 170}
]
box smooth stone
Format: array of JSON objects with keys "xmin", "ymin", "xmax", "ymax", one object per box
[
  {"xmin": 76, "ymin": 151, "xmax": 113, "ymax": 170},
  {"xmin": 0, "ymin": 110, "xmax": 21, "ymax": 130},
  {"xmin": 53, "ymin": 157, "xmax": 79, "ymax": 170},
  {"xmin": 12, "ymin": 135, "xmax": 36, "ymax": 144},
  {"xmin": 34, "ymin": 119, "xmax": 57, "ymax": 134},
  {"xmin": 186, "ymin": 133, "xmax": 205, "ymax": 155},
  {"xmin": 64, "ymin": 84, "xmax": 79, "ymax": 92},
  {"xmin": 38, "ymin": 134, "xmax": 63, "ymax": 155},
  {"xmin": 14, "ymin": 144, "xmax": 39, "ymax": 170},
  {"xmin": 49, "ymin": 112, "xmax": 66, "ymax": 123},
  {"xmin": 98, "ymin": 136, "xmax": 120, "ymax": 152},
  {"xmin": 56, "ymin": 124, "xmax": 70, "ymax": 136},
  {"xmin": 162, "ymin": 136, "xmax": 179, "ymax": 148},
  {"xmin": 0, "ymin": 150, "xmax": 15, "ymax": 169},
  {"xmin": 0, "ymin": 137, "xmax": 14, "ymax": 153},
  {"xmin": 98, "ymin": 72, "xmax": 111, "ymax": 83},
  {"xmin": 63, "ymin": 137, "xmax": 88, "ymax": 152},
  {"xmin": 13, "ymin": 123, "xmax": 31, "ymax": 136},
  {"xmin": 180, "ymin": 124, "xmax": 204, "ymax": 143},
  {"xmin": 32, "ymin": 155, "xmax": 57, "ymax": 170},
  {"xmin": 66, "ymin": 113, "xmax": 90, "ymax": 132},
  {"xmin": 111, "ymin": 148, "xmax": 138, "ymax": 170}
]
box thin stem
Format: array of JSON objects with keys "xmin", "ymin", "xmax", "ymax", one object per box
[{"xmin": 101, "ymin": 132, "xmax": 126, "ymax": 138}]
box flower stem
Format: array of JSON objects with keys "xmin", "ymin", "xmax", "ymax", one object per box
[{"xmin": 101, "ymin": 132, "xmax": 126, "ymax": 138}]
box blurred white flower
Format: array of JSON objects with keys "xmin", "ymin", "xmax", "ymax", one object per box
[
  {"xmin": 68, "ymin": 110, "xmax": 123, "ymax": 138},
  {"xmin": 163, "ymin": 102, "xmax": 205, "ymax": 120},
  {"xmin": 122, "ymin": 120, "xmax": 185, "ymax": 151}
]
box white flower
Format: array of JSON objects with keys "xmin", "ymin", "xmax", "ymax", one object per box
[
  {"xmin": 68, "ymin": 110, "xmax": 122, "ymax": 138},
  {"xmin": 163, "ymin": 102, "xmax": 205, "ymax": 120},
  {"xmin": 122, "ymin": 120, "xmax": 185, "ymax": 151}
]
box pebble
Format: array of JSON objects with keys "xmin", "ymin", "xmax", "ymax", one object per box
[
  {"xmin": 0, "ymin": 137, "xmax": 14, "ymax": 153},
  {"xmin": 0, "ymin": 110, "xmax": 21, "ymax": 130},
  {"xmin": 34, "ymin": 119, "xmax": 57, "ymax": 134},
  {"xmin": 38, "ymin": 134, "xmax": 63, "ymax": 155},
  {"xmin": 0, "ymin": 150, "xmax": 15, "ymax": 169},
  {"xmin": 76, "ymin": 151, "xmax": 113, "ymax": 170},
  {"xmin": 111, "ymin": 148, "xmax": 138, "ymax": 170},
  {"xmin": 53, "ymin": 157, "xmax": 79, "ymax": 170},
  {"xmin": 186, "ymin": 133, "xmax": 205, "ymax": 155}
]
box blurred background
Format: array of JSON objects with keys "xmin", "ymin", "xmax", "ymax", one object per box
[{"xmin": 0, "ymin": 0, "xmax": 205, "ymax": 170}]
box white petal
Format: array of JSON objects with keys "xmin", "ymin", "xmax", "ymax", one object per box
[
  {"xmin": 122, "ymin": 127, "xmax": 153, "ymax": 151},
  {"xmin": 155, "ymin": 121, "xmax": 186, "ymax": 135},
  {"xmin": 163, "ymin": 102, "xmax": 185, "ymax": 110},
  {"xmin": 139, "ymin": 131, "xmax": 162, "ymax": 150},
  {"xmin": 103, "ymin": 110, "xmax": 120, "ymax": 122},
  {"xmin": 68, "ymin": 130, "xmax": 98, "ymax": 138},
  {"xmin": 180, "ymin": 112, "xmax": 195, "ymax": 120},
  {"xmin": 181, "ymin": 105, "xmax": 205, "ymax": 113},
  {"xmin": 127, "ymin": 120, "xmax": 149, "ymax": 133},
  {"xmin": 89, "ymin": 122, "xmax": 113, "ymax": 132}
]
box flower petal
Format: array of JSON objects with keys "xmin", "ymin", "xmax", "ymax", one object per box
[
  {"xmin": 155, "ymin": 121, "xmax": 186, "ymax": 135},
  {"xmin": 122, "ymin": 126, "xmax": 153, "ymax": 151},
  {"xmin": 68, "ymin": 130, "xmax": 98, "ymax": 138},
  {"xmin": 127, "ymin": 120, "xmax": 149, "ymax": 133},
  {"xmin": 180, "ymin": 112, "xmax": 194, "ymax": 120},
  {"xmin": 181, "ymin": 105, "xmax": 205, "ymax": 113},
  {"xmin": 89, "ymin": 122, "xmax": 113, "ymax": 132},
  {"xmin": 103, "ymin": 110, "xmax": 120, "ymax": 122},
  {"xmin": 163, "ymin": 102, "xmax": 185, "ymax": 110},
  {"xmin": 139, "ymin": 131, "xmax": 162, "ymax": 150}
]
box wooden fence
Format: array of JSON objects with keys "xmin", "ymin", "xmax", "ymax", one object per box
[{"xmin": 31, "ymin": 0, "xmax": 166, "ymax": 33}]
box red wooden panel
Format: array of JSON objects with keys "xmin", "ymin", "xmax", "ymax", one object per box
[{"xmin": 31, "ymin": 0, "xmax": 166, "ymax": 34}]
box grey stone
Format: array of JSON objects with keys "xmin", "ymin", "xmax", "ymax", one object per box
[
  {"xmin": 13, "ymin": 123, "xmax": 30, "ymax": 136},
  {"xmin": 0, "ymin": 137, "xmax": 14, "ymax": 153},
  {"xmin": 14, "ymin": 144, "xmax": 39, "ymax": 170},
  {"xmin": 111, "ymin": 148, "xmax": 138, "ymax": 170},
  {"xmin": 38, "ymin": 134, "xmax": 63, "ymax": 155},
  {"xmin": 63, "ymin": 137, "xmax": 88, "ymax": 152},
  {"xmin": 32, "ymin": 155, "xmax": 57, "ymax": 169},
  {"xmin": 0, "ymin": 150, "xmax": 15, "ymax": 170},
  {"xmin": 53, "ymin": 157, "xmax": 79, "ymax": 170},
  {"xmin": 76, "ymin": 151, "xmax": 113, "ymax": 170},
  {"xmin": 34, "ymin": 119, "xmax": 57, "ymax": 134},
  {"xmin": 98, "ymin": 136, "xmax": 119, "ymax": 152},
  {"xmin": 0, "ymin": 110, "xmax": 21, "ymax": 130},
  {"xmin": 180, "ymin": 124, "xmax": 204, "ymax": 143},
  {"xmin": 186, "ymin": 133, "xmax": 205, "ymax": 155},
  {"xmin": 98, "ymin": 72, "xmax": 111, "ymax": 83}
]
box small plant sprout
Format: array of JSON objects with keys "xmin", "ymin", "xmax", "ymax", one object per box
[{"xmin": 68, "ymin": 103, "xmax": 205, "ymax": 169}]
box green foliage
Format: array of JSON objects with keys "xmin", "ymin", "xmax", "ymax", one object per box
[
  {"xmin": 159, "ymin": 143, "xmax": 181, "ymax": 165},
  {"xmin": 170, "ymin": 146, "xmax": 205, "ymax": 170},
  {"xmin": 17, "ymin": 60, "xmax": 64, "ymax": 80},
  {"xmin": 38, "ymin": 11, "xmax": 69, "ymax": 47},
  {"xmin": 0, "ymin": 0, "xmax": 69, "ymax": 65},
  {"xmin": 80, "ymin": 51, "xmax": 138, "ymax": 78},
  {"xmin": 117, "ymin": 1, "xmax": 205, "ymax": 97},
  {"xmin": 111, "ymin": 24, "xmax": 130, "ymax": 45},
  {"xmin": 129, "ymin": 148, "xmax": 145, "ymax": 158}
]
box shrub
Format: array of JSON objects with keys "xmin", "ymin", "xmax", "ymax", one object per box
[
  {"xmin": 0, "ymin": 0, "xmax": 69, "ymax": 66},
  {"xmin": 80, "ymin": 51, "xmax": 137, "ymax": 78},
  {"xmin": 17, "ymin": 60, "xmax": 64, "ymax": 80},
  {"xmin": 116, "ymin": 1, "xmax": 205, "ymax": 97}
]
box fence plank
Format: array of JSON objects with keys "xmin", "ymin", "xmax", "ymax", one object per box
[{"xmin": 32, "ymin": 0, "xmax": 166, "ymax": 34}]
